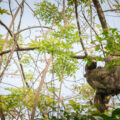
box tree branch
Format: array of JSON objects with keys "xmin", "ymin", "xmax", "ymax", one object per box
[
  {"xmin": 92, "ymin": 0, "xmax": 108, "ymax": 31},
  {"xmin": 74, "ymin": 0, "xmax": 88, "ymax": 57},
  {"xmin": 30, "ymin": 56, "xmax": 53, "ymax": 120},
  {"xmin": 15, "ymin": 2, "xmax": 30, "ymax": 88},
  {"xmin": 0, "ymin": 36, "xmax": 17, "ymax": 82},
  {"xmin": 0, "ymin": 20, "xmax": 13, "ymax": 37},
  {"xmin": 103, "ymin": 9, "xmax": 120, "ymax": 12},
  {"xmin": 0, "ymin": 0, "xmax": 26, "ymax": 70},
  {"xmin": 15, "ymin": 26, "xmax": 54, "ymax": 35},
  {"xmin": 0, "ymin": 47, "xmax": 39, "ymax": 56},
  {"xmin": 82, "ymin": 10, "xmax": 98, "ymax": 36},
  {"xmin": 0, "ymin": 105, "xmax": 5, "ymax": 120}
]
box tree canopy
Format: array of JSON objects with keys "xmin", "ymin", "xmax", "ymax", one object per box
[{"xmin": 0, "ymin": 0, "xmax": 120, "ymax": 120}]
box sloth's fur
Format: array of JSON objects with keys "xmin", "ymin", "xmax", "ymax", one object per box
[{"xmin": 85, "ymin": 62, "xmax": 120, "ymax": 112}]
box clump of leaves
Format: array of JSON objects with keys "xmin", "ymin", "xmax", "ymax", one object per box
[
  {"xmin": 94, "ymin": 28, "xmax": 120, "ymax": 67},
  {"xmin": 53, "ymin": 24, "xmax": 79, "ymax": 43},
  {"xmin": 78, "ymin": 83, "xmax": 95, "ymax": 100},
  {"xmin": 52, "ymin": 54, "xmax": 78, "ymax": 78},
  {"xmin": 93, "ymin": 108, "xmax": 120, "ymax": 120},
  {"xmin": 0, "ymin": 7, "xmax": 10, "ymax": 15},
  {"xmin": 95, "ymin": 28, "xmax": 120, "ymax": 55},
  {"xmin": 29, "ymin": 24, "xmax": 79, "ymax": 77},
  {"xmin": 67, "ymin": 0, "xmax": 89, "ymax": 6},
  {"xmin": 0, "ymin": 87, "xmax": 55, "ymax": 110},
  {"xmin": 0, "ymin": 34, "xmax": 5, "ymax": 51},
  {"xmin": 34, "ymin": 0, "xmax": 62, "ymax": 24}
]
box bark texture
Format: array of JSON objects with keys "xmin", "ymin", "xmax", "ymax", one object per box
[{"xmin": 92, "ymin": 0, "xmax": 108, "ymax": 30}]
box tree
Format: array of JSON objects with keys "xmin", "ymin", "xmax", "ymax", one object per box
[{"xmin": 0, "ymin": 0, "xmax": 120, "ymax": 119}]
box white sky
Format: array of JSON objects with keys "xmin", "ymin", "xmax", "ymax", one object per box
[{"xmin": 0, "ymin": 0, "xmax": 120, "ymax": 100}]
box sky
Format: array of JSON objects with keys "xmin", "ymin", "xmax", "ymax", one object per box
[
  {"xmin": 0, "ymin": 0, "xmax": 120, "ymax": 102},
  {"xmin": 0, "ymin": 0, "xmax": 85, "ymax": 97}
]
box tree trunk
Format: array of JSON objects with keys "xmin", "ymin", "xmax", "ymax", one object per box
[{"xmin": 92, "ymin": 0, "xmax": 108, "ymax": 31}]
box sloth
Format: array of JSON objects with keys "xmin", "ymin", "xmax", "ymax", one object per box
[{"xmin": 85, "ymin": 61, "xmax": 120, "ymax": 112}]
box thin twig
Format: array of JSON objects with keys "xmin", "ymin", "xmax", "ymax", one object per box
[
  {"xmin": 0, "ymin": 0, "xmax": 26, "ymax": 70},
  {"xmin": 30, "ymin": 56, "xmax": 53, "ymax": 120},
  {"xmin": 0, "ymin": 47, "xmax": 39, "ymax": 56},
  {"xmin": 15, "ymin": 1, "xmax": 29, "ymax": 88},
  {"xmin": 74, "ymin": 0, "xmax": 88, "ymax": 56},
  {"xmin": 15, "ymin": 26, "xmax": 54, "ymax": 35},
  {"xmin": 0, "ymin": 35, "xmax": 17, "ymax": 82},
  {"xmin": 0, "ymin": 20, "xmax": 13, "ymax": 37},
  {"xmin": 81, "ymin": 10, "xmax": 98, "ymax": 36},
  {"xmin": 81, "ymin": 8, "xmax": 105, "ymax": 57},
  {"xmin": 103, "ymin": 9, "xmax": 120, "ymax": 12}
]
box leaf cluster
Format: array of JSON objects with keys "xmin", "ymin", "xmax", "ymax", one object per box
[
  {"xmin": 0, "ymin": 7, "xmax": 10, "ymax": 15},
  {"xmin": 29, "ymin": 25, "xmax": 79, "ymax": 77},
  {"xmin": 34, "ymin": 1, "xmax": 62, "ymax": 24},
  {"xmin": 95, "ymin": 28, "xmax": 120, "ymax": 55}
]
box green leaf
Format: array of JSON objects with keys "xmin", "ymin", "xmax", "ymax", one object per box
[
  {"xmin": 0, "ymin": 7, "xmax": 10, "ymax": 15},
  {"xmin": 95, "ymin": 45, "xmax": 100, "ymax": 51},
  {"xmin": 34, "ymin": 1, "xmax": 62, "ymax": 24},
  {"xmin": 96, "ymin": 24, "xmax": 101, "ymax": 29},
  {"xmin": 112, "ymin": 108, "xmax": 120, "ymax": 118}
]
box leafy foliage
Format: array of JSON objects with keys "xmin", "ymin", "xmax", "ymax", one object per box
[
  {"xmin": 34, "ymin": 0, "xmax": 62, "ymax": 24},
  {"xmin": 0, "ymin": 87, "xmax": 55, "ymax": 119},
  {"xmin": 0, "ymin": 34, "xmax": 4, "ymax": 51},
  {"xmin": 67, "ymin": 0, "xmax": 90, "ymax": 6},
  {"xmin": 29, "ymin": 24, "xmax": 79, "ymax": 77},
  {"xmin": 94, "ymin": 28, "xmax": 120, "ymax": 67},
  {"xmin": 95, "ymin": 28, "xmax": 120, "ymax": 55},
  {"xmin": 1, "ymin": 0, "xmax": 120, "ymax": 119},
  {"xmin": 0, "ymin": 7, "xmax": 10, "ymax": 15},
  {"xmin": 1, "ymin": 87, "xmax": 120, "ymax": 120}
]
